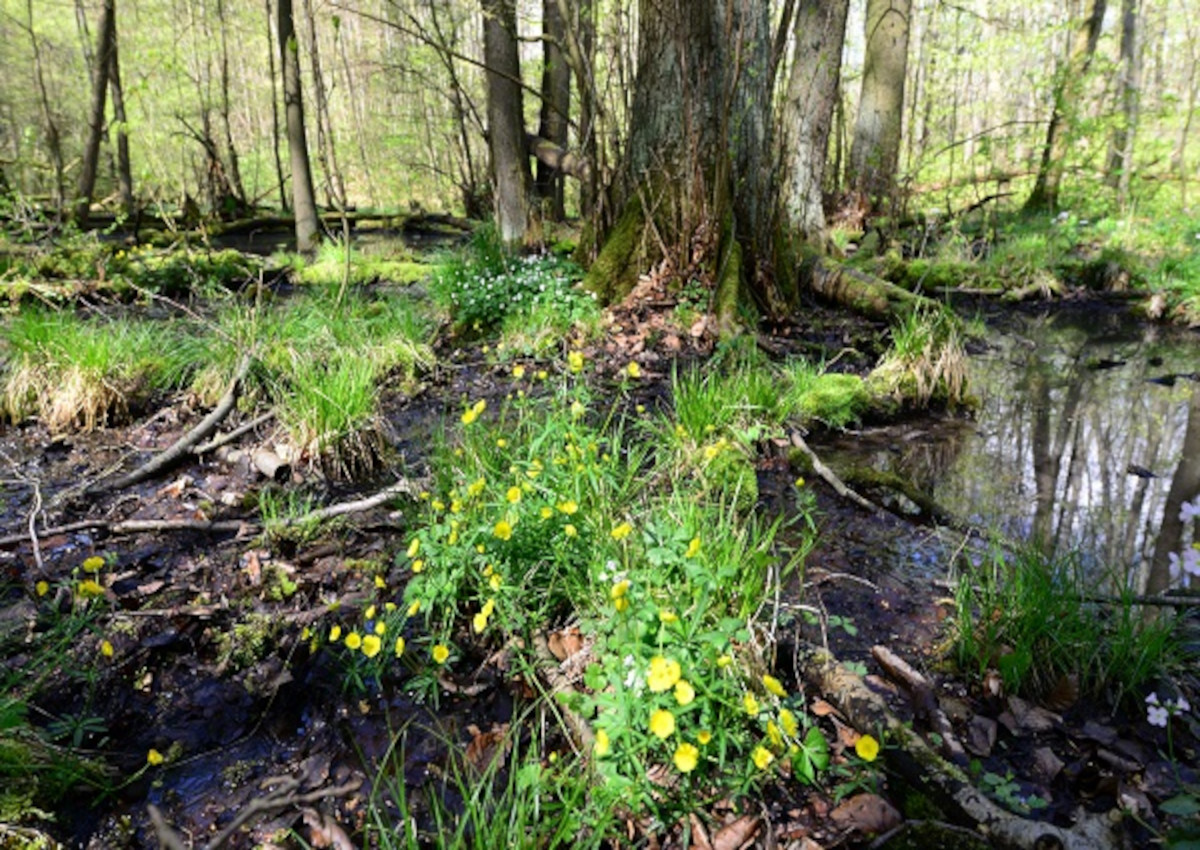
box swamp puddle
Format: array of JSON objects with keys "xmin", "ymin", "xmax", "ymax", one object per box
[{"xmin": 814, "ymin": 305, "xmax": 1200, "ymax": 590}]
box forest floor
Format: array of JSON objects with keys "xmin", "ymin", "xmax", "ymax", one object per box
[{"xmin": 1, "ymin": 227, "xmax": 1198, "ymax": 850}]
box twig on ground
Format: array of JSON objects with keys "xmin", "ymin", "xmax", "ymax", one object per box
[
  {"xmin": 194, "ymin": 411, "xmax": 276, "ymax": 456},
  {"xmin": 871, "ymin": 644, "xmax": 967, "ymax": 764},
  {"xmin": 85, "ymin": 353, "xmax": 253, "ymax": 496},
  {"xmin": 789, "ymin": 430, "xmax": 884, "ymax": 516}
]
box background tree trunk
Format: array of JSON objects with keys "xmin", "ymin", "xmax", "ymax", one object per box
[
  {"xmin": 1024, "ymin": 0, "xmax": 1107, "ymax": 213},
  {"xmin": 483, "ymin": 0, "xmax": 535, "ymax": 247},
  {"xmin": 107, "ymin": 16, "xmax": 133, "ymax": 216},
  {"xmin": 26, "ymin": 0, "xmax": 66, "ymax": 211},
  {"xmin": 265, "ymin": 0, "xmax": 289, "ymax": 212},
  {"xmin": 847, "ymin": 0, "xmax": 912, "ymax": 215},
  {"xmin": 781, "ymin": 0, "xmax": 851, "ymax": 242},
  {"xmin": 536, "ymin": 0, "xmax": 570, "ymax": 220},
  {"xmin": 279, "ymin": 0, "xmax": 320, "ymax": 251},
  {"xmin": 1106, "ymin": 0, "xmax": 1141, "ymax": 207},
  {"xmin": 74, "ymin": 0, "xmax": 116, "ymax": 226}
]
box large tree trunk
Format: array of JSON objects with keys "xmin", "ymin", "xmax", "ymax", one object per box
[
  {"xmin": 107, "ymin": 14, "xmax": 133, "ymax": 216},
  {"xmin": 1105, "ymin": 0, "xmax": 1141, "ymax": 207},
  {"xmin": 536, "ymin": 0, "xmax": 570, "ymax": 220},
  {"xmin": 1145, "ymin": 387, "xmax": 1200, "ymax": 598},
  {"xmin": 74, "ymin": 0, "xmax": 116, "ymax": 226},
  {"xmin": 483, "ymin": 0, "xmax": 536, "ymax": 247},
  {"xmin": 1023, "ymin": 0, "xmax": 1107, "ymax": 213},
  {"xmin": 279, "ymin": 0, "xmax": 320, "ymax": 252},
  {"xmin": 587, "ymin": 0, "xmax": 774, "ymax": 318},
  {"xmin": 847, "ymin": 0, "xmax": 911, "ymax": 215},
  {"xmin": 780, "ymin": 0, "xmax": 851, "ymax": 242}
]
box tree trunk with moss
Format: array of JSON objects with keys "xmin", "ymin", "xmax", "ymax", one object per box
[{"xmin": 585, "ymin": 0, "xmax": 774, "ymax": 316}]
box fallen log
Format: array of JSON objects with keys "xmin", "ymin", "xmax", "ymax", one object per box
[
  {"xmin": 796, "ymin": 642, "xmax": 1123, "ymax": 850},
  {"xmin": 808, "ymin": 255, "xmax": 942, "ymax": 322}
]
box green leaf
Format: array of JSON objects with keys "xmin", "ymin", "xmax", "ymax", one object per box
[{"xmin": 1160, "ymin": 794, "xmax": 1200, "ymax": 816}]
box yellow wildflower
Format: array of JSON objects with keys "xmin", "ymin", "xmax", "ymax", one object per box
[
  {"xmin": 512, "ymin": 365, "xmax": 526, "ymax": 379},
  {"xmin": 658, "ymin": 609, "xmax": 678, "ymax": 623},
  {"xmin": 385, "ymin": 602, "xmax": 397, "ymax": 612},
  {"xmin": 345, "ymin": 632, "xmax": 363, "ymax": 650},
  {"xmin": 473, "ymin": 598, "xmax": 495, "ymax": 633},
  {"xmin": 696, "ymin": 730, "xmax": 713, "ymax": 745},
  {"xmin": 795, "ymin": 477, "xmax": 805, "ymax": 488},
  {"xmin": 751, "ymin": 746, "xmax": 774, "ymax": 770},
  {"xmin": 779, "ymin": 708, "xmax": 799, "ymax": 738},
  {"xmin": 537, "ymin": 369, "xmax": 549, "ymax": 381},
  {"xmin": 615, "ymin": 597, "xmax": 629, "ymax": 612},
  {"xmin": 610, "ymin": 522, "xmax": 632, "ymax": 541},
  {"xmin": 462, "ymin": 408, "xmax": 479, "ymax": 425},
  {"xmin": 564, "ymin": 524, "xmax": 578, "ymax": 538},
  {"xmin": 493, "ymin": 520, "xmax": 513, "ymax": 541},
  {"xmin": 594, "ymin": 728, "xmax": 611, "ymax": 758},
  {"xmin": 365, "ymin": 605, "xmax": 377, "ymax": 620},
  {"xmin": 35, "ymin": 581, "xmax": 49, "ymax": 597},
  {"xmin": 407, "ymin": 600, "xmax": 421, "ymax": 616},
  {"xmin": 648, "ymin": 709, "xmax": 676, "ymax": 739},
  {"xmin": 82, "ymin": 556, "xmax": 105, "ymax": 572},
  {"xmin": 100, "ymin": 640, "xmax": 114, "ymax": 658},
  {"xmin": 626, "ymin": 361, "xmax": 642, "ymax": 379},
  {"xmin": 673, "ymin": 742, "xmax": 699, "ymax": 773},
  {"xmin": 330, "ymin": 625, "xmax": 342, "ymax": 642},
  {"xmin": 497, "ymin": 438, "xmax": 508, "ymax": 448},
  {"xmin": 476, "ymin": 544, "xmax": 486, "ymax": 554},
  {"xmin": 611, "ymin": 579, "xmax": 630, "ymax": 600},
  {"xmin": 77, "ymin": 580, "xmax": 104, "ymax": 599},
  {"xmin": 674, "ymin": 680, "xmax": 696, "ymax": 706},
  {"xmin": 540, "ymin": 506, "xmax": 554, "ymax": 519},
  {"xmin": 432, "ymin": 644, "xmax": 451, "ymax": 664},
  {"xmin": 743, "ymin": 692, "xmax": 760, "ymax": 716},
  {"xmin": 468, "ymin": 478, "xmax": 486, "ymax": 498},
  {"xmin": 568, "ymin": 350, "xmax": 584, "ymax": 373},
  {"xmin": 855, "ymin": 734, "xmax": 880, "ymax": 762},
  {"xmin": 685, "ymin": 537, "xmax": 701, "ymax": 558},
  {"xmin": 147, "ymin": 749, "xmax": 165, "ymax": 766},
  {"xmin": 717, "ymin": 654, "xmax": 733, "ymax": 668},
  {"xmin": 407, "ymin": 538, "xmax": 421, "ymax": 558},
  {"xmin": 762, "ymin": 674, "xmax": 788, "ymax": 698},
  {"xmin": 557, "ymin": 500, "xmax": 578, "ymax": 515},
  {"xmin": 646, "ymin": 656, "xmax": 682, "ymax": 692},
  {"xmin": 362, "ymin": 635, "xmax": 382, "ymax": 658},
  {"xmin": 374, "ymin": 574, "xmax": 386, "ymax": 589},
  {"xmin": 489, "ymin": 573, "xmax": 503, "ymax": 591},
  {"xmin": 570, "ymin": 400, "xmax": 585, "ymax": 420},
  {"xmin": 506, "ymin": 486, "xmax": 522, "ymax": 504},
  {"xmin": 767, "ymin": 721, "xmax": 784, "ymax": 750},
  {"xmin": 411, "ymin": 559, "xmax": 425, "ymax": 574},
  {"xmin": 374, "ymin": 621, "xmax": 387, "ymax": 635},
  {"xmin": 432, "ymin": 499, "xmax": 446, "ymax": 511}
]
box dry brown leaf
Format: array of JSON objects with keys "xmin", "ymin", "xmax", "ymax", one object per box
[
  {"xmin": 1043, "ymin": 672, "xmax": 1080, "ymax": 713},
  {"xmin": 711, "ymin": 814, "xmax": 759, "ymax": 850},
  {"xmin": 548, "ymin": 626, "xmax": 584, "ymax": 661},
  {"xmin": 828, "ymin": 793, "xmax": 901, "ymax": 836},
  {"xmin": 810, "ymin": 698, "xmax": 840, "ymax": 718},
  {"xmin": 465, "ymin": 722, "xmax": 510, "ymax": 773},
  {"xmin": 687, "ymin": 813, "xmax": 713, "ymax": 850}
]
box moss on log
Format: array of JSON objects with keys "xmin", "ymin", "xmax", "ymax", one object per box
[
  {"xmin": 582, "ymin": 200, "xmax": 645, "ymax": 304},
  {"xmin": 808, "ymin": 255, "xmax": 940, "ymax": 321}
]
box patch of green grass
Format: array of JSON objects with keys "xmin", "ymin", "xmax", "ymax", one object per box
[
  {"xmin": 868, "ymin": 305, "xmax": 969, "ymax": 407},
  {"xmin": 288, "ymin": 239, "xmax": 432, "ymax": 287},
  {"xmin": 2, "ymin": 307, "xmax": 200, "ymax": 430},
  {"xmin": 952, "ymin": 547, "xmax": 1180, "ymax": 706}
]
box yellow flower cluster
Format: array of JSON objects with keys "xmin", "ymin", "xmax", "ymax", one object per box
[{"xmin": 461, "ymin": 399, "xmax": 487, "ymax": 425}]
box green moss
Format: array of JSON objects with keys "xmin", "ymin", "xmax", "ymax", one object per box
[
  {"xmin": 583, "ymin": 200, "xmax": 644, "ymax": 305},
  {"xmin": 714, "ymin": 238, "xmax": 743, "ymax": 339}
]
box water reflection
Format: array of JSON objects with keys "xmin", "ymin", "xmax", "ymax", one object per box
[{"xmin": 820, "ymin": 309, "xmax": 1199, "ymax": 592}]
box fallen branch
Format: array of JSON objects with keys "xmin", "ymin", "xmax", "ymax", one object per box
[
  {"xmin": 789, "ymin": 430, "xmax": 884, "ymax": 516},
  {"xmin": 194, "ymin": 411, "xmax": 275, "ymax": 456},
  {"xmin": 871, "ymin": 645, "xmax": 966, "ymax": 764},
  {"xmin": 796, "ymin": 642, "xmax": 1122, "ymax": 850},
  {"xmin": 85, "ymin": 354, "xmax": 253, "ymax": 496}
]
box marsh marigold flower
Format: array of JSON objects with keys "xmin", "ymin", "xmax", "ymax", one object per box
[
  {"xmin": 493, "ymin": 520, "xmax": 513, "ymax": 541},
  {"xmin": 77, "ymin": 580, "xmax": 104, "ymax": 599},
  {"xmin": 407, "ymin": 600, "xmax": 421, "ymax": 616},
  {"xmin": 345, "ymin": 632, "xmax": 363, "ymax": 650},
  {"xmin": 411, "ymin": 559, "xmax": 424, "ymax": 573},
  {"xmin": 568, "ymin": 350, "xmax": 584, "ymax": 373},
  {"xmin": 649, "ymin": 709, "xmax": 676, "ymax": 739},
  {"xmin": 762, "ymin": 674, "xmax": 788, "ymax": 698},
  {"xmin": 855, "ymin": 734, "xmax": 880, "ymax": 762},
  {"xmin": 35, "ymin": 581, "xmax": 49, "ymax": 597},
  {"xmin": 626, "ymin": 361, "xmax": 642, "ymax": 379},
  {"xmin": 564, "ymin": 524, "xmax": 578, "ymax": 538},
  {"xmin": 329, "ymin": 624, "xmax": 342, "ymax": 642},
  {"xmin": 83, "ymin": 556, "xmax": 105, "ymax": 572},
  {"xmin": 610, "ymin": 522, "xmax": 632, "ymax": 541},
  {"xmin": 557, "ymin": 500, "xmax": 578, "ymax": 515},
  {"xmin": 685, "ymin": 537, "xmax": 701, "ymax": 558},
  {"xmin": 432, "ymin": 644, "xmax": 451, "ymax": 664},
  {"xmin": 779, "ymin": 708, "xmax": 799, "ymax": 738},
  {"xmin": 743, "ymin": 692, "xmax": 760, "ymax": 716},
  {"xmin": 394, "ymin": 636, "xmax": 406, "ymax": 657},
  {"xmin": 647, "ymin": 656, "xmax": 682, "ymax": 692},
  {"xmin": 407, "ymin": 538, "xmax": 421, "ymax": 558},
  {"xmin": 673, "ymin": 742, "xmax": 699, "ymax": 773},
  {"xmin": 100, "ymin": 640, "xmax": 114, "ymax": 658},
  {"xmin": 147, "ymin": 749, "xmax": 165, "ymax": 766},
  {"xmin": 362, "ymin": 635, "xmax": 382, "ymax": 658},
  {"xmin": 506, "ymin": 486, "xmax": 522, "ymax": 504},
  {"xmin": 751, "ymin": 746, "xmax": 774, "ymax": 770},
  {"xmin": 696, "ymin": 730, "xmax": 713, "ymax": 745},
  {"xmin": 674, "ymin": 680, "xmax": 696, "ymax": 707},
  {"xmin": 594, "ymin": 728, "xmax": 611, "ymax": 757}
]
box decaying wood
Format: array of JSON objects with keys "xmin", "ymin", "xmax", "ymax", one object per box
[
  {"xmin": 525, "ymin": 132, "xmax": 591, "ymax": 181},
  {"xmin": 796, "ymin": 642, "xmax": 1122, "ymax": 850},
  {"xmin": 532, "ymin": 632, "xmax": 595, "ymax": 753},
  {"xmin": 85, "ymin": 354, "xmax": 253, "ymax": 496},
  {"xmin": 789, "ymin": 430, "xmax": 884, "ymax": 516},
  {"xmin": 194, "ymin": 411, "xmax": 275, "ymax": 456},
  {"xmin": 809, "ymin": 255, "xmax": 940, "ymax": 321},
  {"xmin": 871, "ymin": 644, "xmax": 966, "ymax": 764},
  {"xmin": 251, "ymin": 447, "xmax": 291, "ymax": 483}
]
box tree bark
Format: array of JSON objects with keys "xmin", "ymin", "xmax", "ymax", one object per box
[
  {"xmin": 107, "ymin": 14, "xmax": 133, "ymax": 215},
  {"xmin": 278, "ymin": 0, "xmax": 320, "ymax": 252},
  {"xmin": 1105, "ymin": 0, "xmax": 1141, "ymax": 208},
  {"xmin": 74, "ymin": 0, "xmax": 116, "ymax": 226},
  {"xmin": 26, "ymin": 0, "xmax": 66, "ymax": 211},
  {"xmin": 1146, "ymin": 387, "xmax": 1200, "ymax": 598},
  {"xmin": 780, "ymin": 0, "xmax": 851, "ymax": 242},
  {"xmin": 1023, "ymin": 0, "xmax": 1107, "ymax": 213},
  {"xmin": 483, "ymin": 0, "xmax": 535, "ymax": 247},
  {"xmin": 536, "ymin": 0, "xmax": 571, "ymax": 220},
  {"xmin": 848, "ymin": 0, "xmax": 912, "ymax": 215},
  {"xmin": 265, "ymin": 0, "xmax": 289, "ymax": 212}
]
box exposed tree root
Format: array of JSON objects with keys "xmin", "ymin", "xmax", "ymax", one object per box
[
  {"xmin": 871, "ymin": 644, "xmax": 966, "ymax": 764},
  {"xmin": 795, "ymin": 642, "xmax": 1125, "ymax": 850}
]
